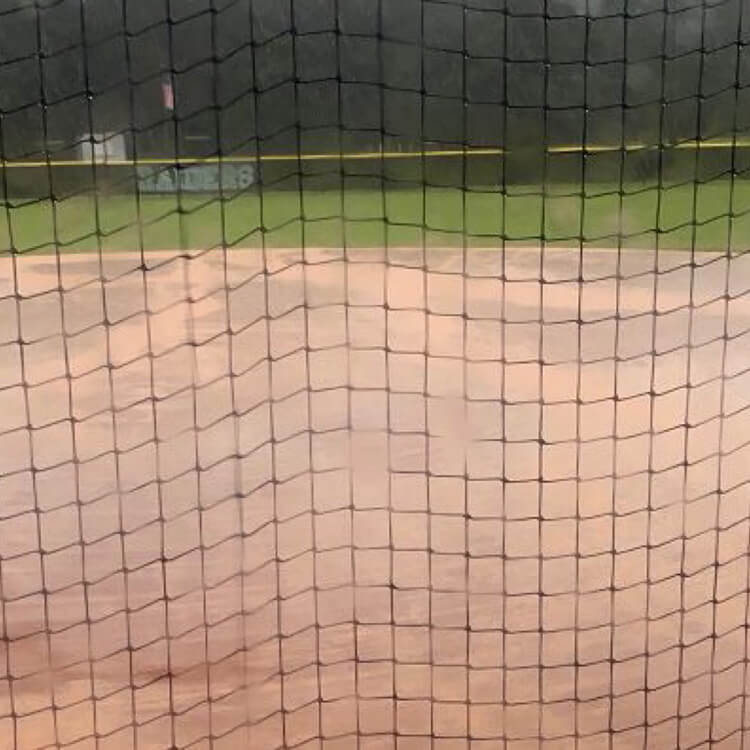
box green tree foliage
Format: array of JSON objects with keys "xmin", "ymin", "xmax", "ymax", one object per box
[{"xmin": 0, "ymin": 0, "xmax": 746, "ymax": 161}]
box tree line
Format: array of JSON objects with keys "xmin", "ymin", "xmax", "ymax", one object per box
[{"xmin": 0, "ymin": 0, "xmax": 745, "ymax": 166}]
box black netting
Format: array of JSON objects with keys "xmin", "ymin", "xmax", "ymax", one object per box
[{"xmin": 1, "ymin": 0, "xmax": 750, "ymax": 748}]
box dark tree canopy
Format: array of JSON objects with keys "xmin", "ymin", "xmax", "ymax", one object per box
[{"xmin": 0, "ymin": 0, "xmax": 746, "ymax": 164}]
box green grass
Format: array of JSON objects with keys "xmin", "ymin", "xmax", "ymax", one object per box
[{"xmin": 2, "ymin": 179, "xmax": 750, "ymax": 255}]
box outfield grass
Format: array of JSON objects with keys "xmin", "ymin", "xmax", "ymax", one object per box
[{"xmin": 2, "ymin": 179, "xmax": 750, "ymax": 255}]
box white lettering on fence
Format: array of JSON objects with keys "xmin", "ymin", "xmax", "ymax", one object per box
[{"xmin": 137, "ymin": 164, "xmax": 256, "ymax": 193}]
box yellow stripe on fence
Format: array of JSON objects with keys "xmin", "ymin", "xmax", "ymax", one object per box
[{"xmin": 2, "ymin": 140, "xmax": 749, "ymax": 168}]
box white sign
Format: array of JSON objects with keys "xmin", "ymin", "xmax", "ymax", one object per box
[
  {"xmin": 137, "ymin": 163, "xmax": 256, "ymax": 193},
  {"xmin": 79, "ymin": 133, "xmax": 127, "ymax": 164}
]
